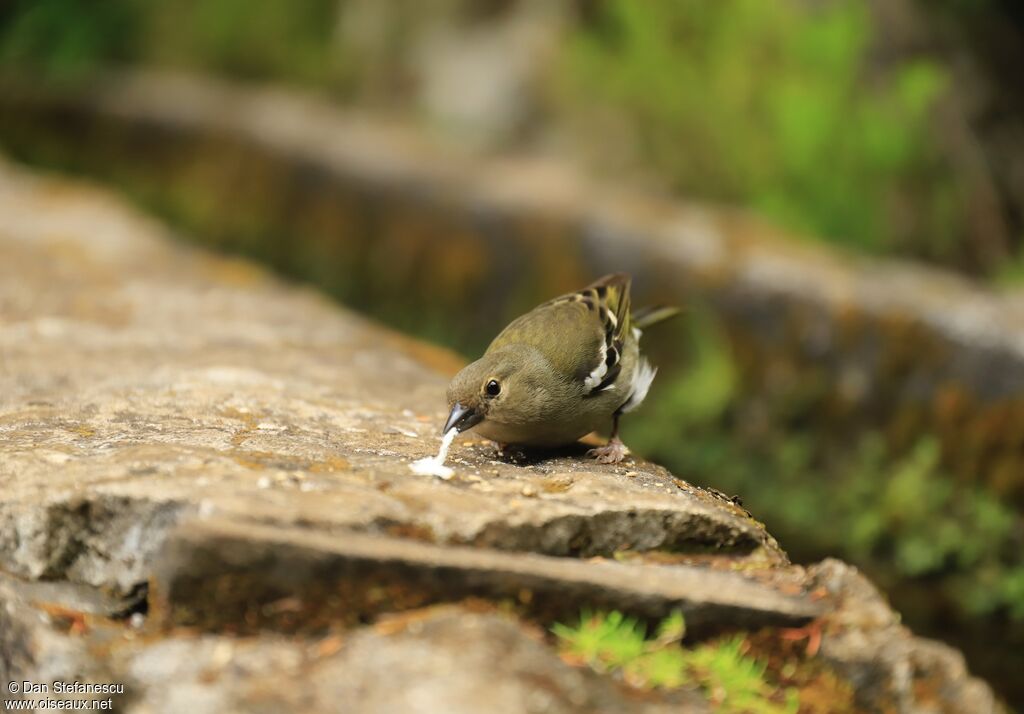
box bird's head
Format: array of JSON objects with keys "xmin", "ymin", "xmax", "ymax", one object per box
[{"xmin": 443, "ymin": 345, "xmax": 549, "ymax": 435}]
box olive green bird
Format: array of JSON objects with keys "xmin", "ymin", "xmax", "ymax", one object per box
[{"xmin": 443, "ymin": 273, "xmax": 678, "ymax": 463}]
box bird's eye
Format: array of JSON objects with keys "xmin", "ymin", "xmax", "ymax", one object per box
[{"xmin": 485, "ymin": 379, "xmax": 501, "ymax": 396}]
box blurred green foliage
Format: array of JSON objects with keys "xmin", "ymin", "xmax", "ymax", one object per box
[
  {"xmin": 626, "ymin": 312, "xmax": 1024, "ymax": 624},
  {"xmin": 0, "ymin": 0, "xmax": 341, "ymax": 86},
  {"xmin": 0, "ymin": 0, "xmax": 139, "ymax": 76},
  {"xmin": 0, "ymin": 0, "xmax": 967, "ymax": 265},
  {"xmin": 141, "ymin": 0, "xmax": 340, "ymax": 85},
  {"xmin": 556, "ymin": 0, "xmax": 961, "ymax": 261}
]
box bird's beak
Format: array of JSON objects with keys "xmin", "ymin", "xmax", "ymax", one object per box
[{"xmin": 442, "ymin": 402, "xmax": 484, "ymax": 435}]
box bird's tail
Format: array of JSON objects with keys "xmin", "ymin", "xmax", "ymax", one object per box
[{"xmin": 632, "ymin": 304, "xmax": 681, "ymax": 330}]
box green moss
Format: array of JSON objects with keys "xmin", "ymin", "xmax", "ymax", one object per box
[
  {"xmin": 687, "ymin": 636, "xmax": 800, "ymax": 714},
  {"xmin": 553, "ymin": 610, "xmax": 652, "ymax": 675},
  {"xmin": 553, "ymin": 610, "xmax": 799, "ymax": 712}
]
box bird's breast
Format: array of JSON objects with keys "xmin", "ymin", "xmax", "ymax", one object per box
[{"xmin": 474, "ymin": 416, "xmax": 597, "ymax": 448}]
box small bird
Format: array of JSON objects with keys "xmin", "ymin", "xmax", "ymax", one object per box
[{"xmin": 443, "ymin": 273, "xmax": 678, "ymax": 463}]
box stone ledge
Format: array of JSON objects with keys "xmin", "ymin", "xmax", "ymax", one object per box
[
  {"xmin": 0, "ymin": 152, "xmax": 783, "ymax": 598},
  {"xmin": 152, "ymin": 518, "xmax": 821, "ymax": 635}
]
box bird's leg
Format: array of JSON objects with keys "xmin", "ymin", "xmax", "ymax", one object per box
[{"xmin": 587, "ymin": 411, "xmax": 630, "ymax": 464}]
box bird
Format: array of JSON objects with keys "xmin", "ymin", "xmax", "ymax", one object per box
[{"xmin": 443, "ymin": 273, "xmax": 678, "ymax": 463}]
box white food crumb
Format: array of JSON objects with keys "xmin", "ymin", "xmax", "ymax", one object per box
[{"xmin": 410, "ymin": 429, "xmax": 457, "ymax": 480}]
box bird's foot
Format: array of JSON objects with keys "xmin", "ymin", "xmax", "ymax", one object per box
[
  {"xmin": 492, "ymin": 441, "xmax": 525, "ymax": 463},
  {"xmin": 587, "ymin": 437, "xmax": 629, "ymax": 464}
]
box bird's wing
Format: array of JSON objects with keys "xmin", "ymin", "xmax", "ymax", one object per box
[{"xmin": 489, "ymin": 274, "xmax": 632, "ymax": 395}]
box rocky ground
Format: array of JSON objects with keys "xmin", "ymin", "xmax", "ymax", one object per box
[{"xmin": 0, "ymin": 158, "xmax": 1000, "ymax": 712}]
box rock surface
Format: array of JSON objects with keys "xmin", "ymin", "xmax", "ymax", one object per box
[{"xmin": 0, "ymin": 158, "xmax": 1000, "ymax": 711}]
